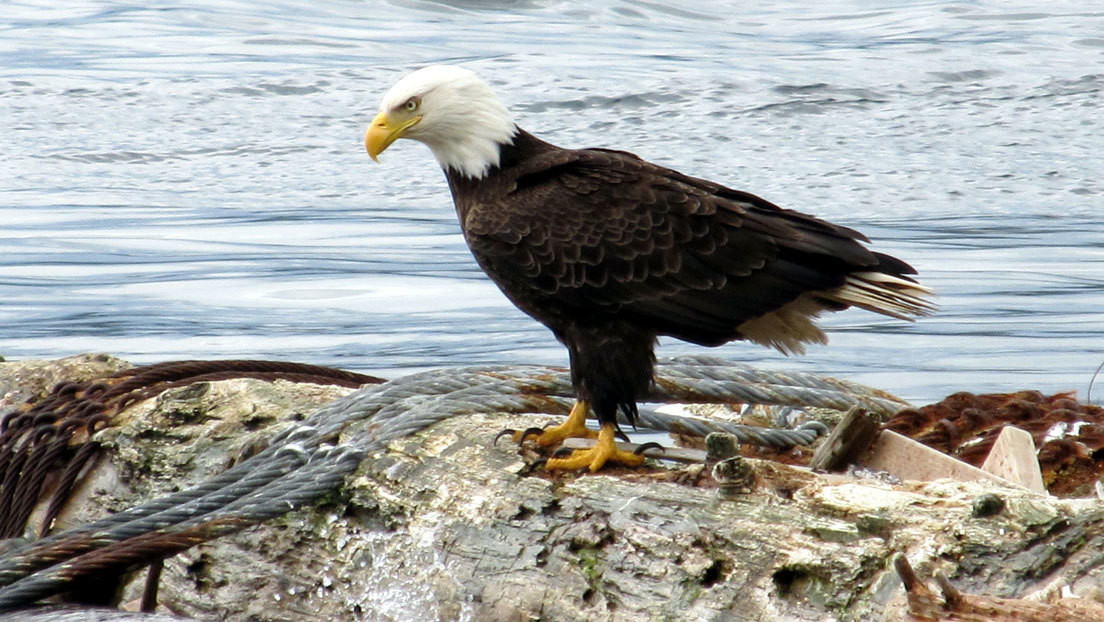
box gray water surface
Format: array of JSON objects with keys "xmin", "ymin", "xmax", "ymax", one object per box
[{"xmin": 2, "ymin": 0, "xmax": 1102, "ymax": 404}]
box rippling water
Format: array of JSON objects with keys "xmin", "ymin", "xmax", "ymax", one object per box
[{"xmin": 2, "ymin": 0, "xmax": 1102, "ymax": 404}]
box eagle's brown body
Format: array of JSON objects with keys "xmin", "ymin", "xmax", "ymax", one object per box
[{"xmin": 445, "ymin": 129, "xmax": 923, "ymax": 432}]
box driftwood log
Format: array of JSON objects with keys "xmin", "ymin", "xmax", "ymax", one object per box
[{"xmin": 2, "ymin": 355, "xmax": 1104, "ymax": 621}]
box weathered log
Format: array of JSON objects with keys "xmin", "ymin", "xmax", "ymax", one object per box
[{"xmin": 4, "ymin": 356, "xmax": 1104, "ymax": 621}]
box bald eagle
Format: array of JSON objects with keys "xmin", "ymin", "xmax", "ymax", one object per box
[{"xmin": 366, "ymin": 66, "xmax": 934, "ymax": 472}]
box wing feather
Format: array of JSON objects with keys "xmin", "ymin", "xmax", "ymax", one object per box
[{"xmin": 462, "ymin": 146, "xmax": 931, "ymax": 350}]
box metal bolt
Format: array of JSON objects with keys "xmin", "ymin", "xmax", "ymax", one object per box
[
  {"xmin": 705, "ymin": 432, "xmax": 739, "ymax": 463},
  {"xmin": 713, "ymin": 456, "xmax": 755, "ymax": 499}
]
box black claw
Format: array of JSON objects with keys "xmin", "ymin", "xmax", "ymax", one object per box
[
  {"xmin": 615, "ymin": 429, "xmax": 631, "ymax": 443},
  {"xmin": 494, "ymin": 429, "xmax": 517, "ymax": 446},
  {"xmin": 530, "ymin": 458, "xmax": 548, "ymax": 470},
  {"xmin": 552, "ymin": 446, "xmax": 576, "ymax": 458},
  {"xmin": 518, "ymin": 427, "xmax": 546, "ymax": 445},
  {"xmin": 634, "ymin": 442, "xmax": 665, "ymax": 456}
]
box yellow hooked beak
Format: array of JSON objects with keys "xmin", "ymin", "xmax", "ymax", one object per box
[{"xmin": 365, "ymin": 111, "xmax": 422, "ymax": 162}]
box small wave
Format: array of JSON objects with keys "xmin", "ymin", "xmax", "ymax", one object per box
[
  {"xmin": 519, "ymin": 91, "xmax": 687, "ymax": 113},
  {"xmin": 242, "ymin": 37, "xmax": 356, "ymax": 49},
  {"xmin": 43, "ymin": 144, "xmax": 320, "ymax": 165},
  {"xmin": 927, "ymin": 70, "xmax": 1001, "ymax": 83},
  {"xmin": 49, "ymin": 151, "xmax": 182, "ymax": 164}
]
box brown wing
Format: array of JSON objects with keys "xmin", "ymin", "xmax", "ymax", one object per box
[{"xmin": 461, "ymin": 146, "xmax": 916, "ymax": 348}]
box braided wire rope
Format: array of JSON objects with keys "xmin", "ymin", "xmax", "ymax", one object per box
[
  {"xmin": 0, "ymin": 448, "xmax": 365, "ymax": 608},
  {"xmin": 0, "ymin": 358, "xmax": 907, "ymax": 610},
  {"xmin": 0, "ymin": 360, "xmax": 383, "ymax": 541}
]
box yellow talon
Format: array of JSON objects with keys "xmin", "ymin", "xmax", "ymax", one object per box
[
  {"xmin": 507, "ymin": 401, "xmax": 644, "ymax": 472},
  {"xmin": 515, "ymin": 401, "xmax": 598, "ymax": 447},
  {"xmin": 544, "ymin": 423, "xmax": 644, "ymax": 472}
]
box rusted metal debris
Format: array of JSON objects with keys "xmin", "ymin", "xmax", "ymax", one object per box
[
  {"xmin": 712, "ymin": 390, "xmax": 1104, "ymax": 498},
  {"xmin": 0, "ymin": 360, "xmax": 383, "ymax": 539},
  {"xmin": 884, "ymin": 391, "xmax": 1104, "ymax": 497},
  {"xmin": 895, "ymin": 555, "xmax": 1104, "ymax": 621}
]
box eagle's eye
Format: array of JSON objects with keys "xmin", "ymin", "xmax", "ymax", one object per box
[{"xmin": 403, "ymin": 98, "xmax": 419, "ymax": 112}]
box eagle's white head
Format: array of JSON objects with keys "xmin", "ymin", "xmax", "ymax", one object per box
[{"xmin": 365, "ymin": 65, "xmax": 518, "ymax": 179}]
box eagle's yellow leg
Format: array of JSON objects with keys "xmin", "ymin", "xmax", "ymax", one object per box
[
  {"xmin": 515, "ymin": 400, "xmax": 598, "ymax": 447},
  {"xmin": 544, "ymin": 423, "xmax": 645, "ymax": 472}
]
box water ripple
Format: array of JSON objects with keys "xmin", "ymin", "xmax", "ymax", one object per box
[{"xmin": 1, "ymin": 0, "xmax": 1102, "ymax": 403}]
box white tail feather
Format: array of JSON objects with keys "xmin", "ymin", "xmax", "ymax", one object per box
[{"xmin": 827, "ymin": 272, "xmax": 937, "ymax": 320}]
